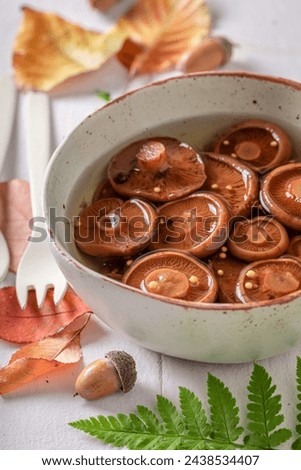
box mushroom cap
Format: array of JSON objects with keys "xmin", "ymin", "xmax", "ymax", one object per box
[
  {"xmin": 149, "ymin": 192, "xmax": 230, "ymax": 257},
  {"xmin": 260, "ymin": 162, "xmax": 301, "ymax": 230},
  {"xmin": 227, "ymin": 216, "xmax": 289, "ymax": 262},
  {"xmin": 105, "ymin": 350, "xmax": 137, "ymax": 393},
  {"xmin": 93, "ymin": 178, "xmax": 120, "ymax": 202},
  {"xmin": 123, "ymin": 249, "xmax": 218, "ymax": 303},
  {"xmin": 288, "ymin": 235, "xmax": 301, "ymax": 259},
  {"xmin": 212, "ymin": 119, "xmax": 292, "ymax": 173},
  {"xmin": 201, "ymin": 152, "xmax": 259, "ymax": 217},
  {"xmin": 97, "ymin": 257, "xmax": 128, "ymax": 280},
  {"xmin": 108, "ymin": 137, "xmax": 206, "ymax": 202},
  {"xmin": 209, "ymin": 251, "xmax": 246, "ymax": 303},
  {"xmin": 74, "ymin": 197, "xmax": 158, "ymax": 257},
  {"xmin": 235, "ymin": 257, "xmax": 301, "ymax": 303}
]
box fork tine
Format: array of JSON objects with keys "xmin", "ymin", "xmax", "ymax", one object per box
[
  {"xmin": 53, "ymin": 280, "xmax": 68, "ymax": 306},
  {"xmin": 36, "ymin": 285, "xmax": 49, "ymax": 308},
  {"xmin": 15, "ymin": 281, "xmax": 29, "ymax": 310}
]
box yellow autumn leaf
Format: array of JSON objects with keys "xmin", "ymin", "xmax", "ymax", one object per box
[
  {"xmin": 13, "ymin": 6, "xmax": 129, "ymax": 91},
  {"xmin": 117, "ymin": 0, "xmax": 211, "ymax": 75}
]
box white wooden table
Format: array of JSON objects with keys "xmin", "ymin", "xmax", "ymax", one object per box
[{"xmin": 1, "ymin": 0, "xmax": 301, "ymax": 450}]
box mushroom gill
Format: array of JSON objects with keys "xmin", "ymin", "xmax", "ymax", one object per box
[
  {"xmin": 123, "ymin": 250, "xmax": 218, "ymax": 303},
  {"xmin": 288, "ymin": 235, "xmax": 301, "ymax": 259},
  {"xmin": 260, "ymin": 163, "xmax": 301, "ymax": 230},
  {"xmin": 150, "ymin": 192, "xmax": 230, "ymax": 257},
  {"xmin": 235, "ymin": 257, "xmax": 301, "ymax": 303},
  {"xmin": 108, "ymin": 137, "xmax": 207, "ymax": 202},
  {"xmin": 227, "ymin": 216, "xmax": 289, "ymax": 261},
  {"xmin": 74, "ymin": 197, "xmax": 158, "ymax": 257},
  {"xmin": 201, "ymin": 152, "xmax": 259, "ymax": 217},
  {"xmin": 209, "ymin": 251, "xmax": 246, "ymax": 303},
  {"xmin": 212, "ymin": 119, "xmax": 292, "ymax": 173}
]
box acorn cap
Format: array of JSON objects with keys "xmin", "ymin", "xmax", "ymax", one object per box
[
  {"xmin": 105, "ymin": 350, "xmax": 137, "ymax": 393},
  {"xmin": 212, "ymin": 119, "xmax": 292, "ymax": 173}
]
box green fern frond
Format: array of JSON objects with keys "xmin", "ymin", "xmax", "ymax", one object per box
[
  {"xmin": 207, "ymin": 373, "xmax": 243, "ymax": 446},
  {"xmin": 244, "ymin": 363, "xmax": 291, "ymax": 449}
]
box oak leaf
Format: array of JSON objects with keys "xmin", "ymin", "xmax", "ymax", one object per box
[
  {"xmin": 13, "ymin": 6, "xmax": 129, "ymax": 91},
  {"xmin": 117, "ymin": 0, "xmax": 211, "ymax": 75},
  {"xmin": 0, "ymin": 313, "xmax": 90, "ymax": 395},
  {"xmin": 0, "ymin": 287, "xmax": 91, "ymax": 344},
  {"xmin": 0, "ymin": 180, "xmax": 32, "ymax": 273}
]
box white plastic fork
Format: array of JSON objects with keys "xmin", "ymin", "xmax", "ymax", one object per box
[
  {"xmin": 16, "ymin": 92, "xmax": 68, "ymax": 308},
  {"xmin": 0, "ymin": 76, "xmax": 17, "ymax": 281}
]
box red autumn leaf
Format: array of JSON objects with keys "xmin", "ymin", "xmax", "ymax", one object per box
[
  {"xmin": 0, "ymin": 287, "xmax": 91, "ymax": 344},
  {"xmin": 0, "ymin": 180, "xmax": 32, "ymax": 273},
  {"xmin": 0, "ymin": 313, "xmax": 90, "ymax": 395}
]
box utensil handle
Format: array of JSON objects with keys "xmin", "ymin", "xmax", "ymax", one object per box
[
  {"xmin": 25, "ymin": 92, "xmax": 50, "ymax": 217},
  {"xmin": 0, "ymin": 76, "xmax": 17, "ymax": 175}
]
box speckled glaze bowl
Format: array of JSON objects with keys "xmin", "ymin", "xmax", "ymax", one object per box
[{"xmin": 43, "ymin": 72, "xmax": 301, "ymax": 363}]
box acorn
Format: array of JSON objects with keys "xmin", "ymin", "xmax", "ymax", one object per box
[
  {"xmin": 181, "ymin": 36, "xmax": 234, "ymax": 74},
  {"xmin": 75, "ymin": 351, "xmax": 137, "ymax": 400}
]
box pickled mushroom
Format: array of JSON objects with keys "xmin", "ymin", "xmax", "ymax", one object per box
[
  {"xmin": 108, "ymin": 137, "xmax": 206, "ymax": 202},
  {"xmin": 235, "ymin": 257, "xmax": 301, "ymax": 303},
  {"xmin": 74, "ymin": 197, "xmax": 158, "ymax": 257},
  {"xmin": 123, "ymin": 250, "xmax": 218, "ymax": 303},
  {"xmin": 201, "ymin": 152, "xmax": 259, "ymax": 217},
  {"xmin": 212, "ymin": 119, "xmax": 292, "ymax": 173},
  {"xmin": 209, "ymin": 252, "xmax": 246, "ymax": 303},
  {"xmin": 260, "ymin": 163, "xmax": 301, "ymax": 230},
  {"xmin": 150, "ymin": 192, "xmax": 230, "ymax": 258},
  {"xmin": 227, "ymin": 216, "xmax": 289, "ymax": 262},
  {"xmin": 287, "ymin": 235, "xmax": 301, "ymax": 259}
]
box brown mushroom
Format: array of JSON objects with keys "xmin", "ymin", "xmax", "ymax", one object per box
[
  {"xmin": 260, "ymin": 163, "xmax": 301, "ymax": 230},
  {"xmin": 74, "ymin": 197, "xmax": 158, "ymax": 257},
  {"xmin": 96, "ymin": 257, "xmax": 128, "ymax": 280},
  {"xmin": 227, "ymin": 216, "xmax": 289, "ymax": 262},
  {"xmin": 235, "ymin": 257, "xmax": 301, "ymax": 303},
  {"xmin": 201, "ymin": 152, "xmax": 259, "ymax": 217},
  {"xmin": 149, "ymin": 192, "xmax": 230, "ymax": 257},
  {"xmin": 287, "ymin": 235, "xmax": 301, "ymax": 259},
  {"xmin": 92, "ymin": 178, "xmax": 119, "ymax": 202},
  {"xmin": 107, "ymin": 137, "xmax": 207, "ymax": 203},
  {"xmin": 123, "ymin": 250, "xmax": 218, "ymax": 303},
  {"xmin": 212, "ymin": 119, "xmax": 292, "ymax": 173},
  {"xmin": 209, "ymin": 251, "xmax": 246, "ymax": 303}
]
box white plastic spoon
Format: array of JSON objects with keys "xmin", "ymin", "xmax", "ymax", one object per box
[{"xmin": 0, "ymin": 76, "xmax": 17, "ymax": 281}]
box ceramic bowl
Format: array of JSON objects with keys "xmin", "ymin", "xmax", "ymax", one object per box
[{"xmin": 43, "ymin": 72, "xmax": 301, "ymax": 363}]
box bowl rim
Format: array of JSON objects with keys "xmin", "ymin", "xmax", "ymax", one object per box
[{"xmin": 43, "ymin": 70, "xmax": 301, "ymax": 312}]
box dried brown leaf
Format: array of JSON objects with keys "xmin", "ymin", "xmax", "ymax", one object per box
[
  {"xmin": 0, "ymin": 287, "xmax": 91, "ymax": 344},
  {"xmin": 13, "ymin": 6, "xmax": 129, "ymax": 91},
  {"xmin": 117, "ymin": 0, "xmax": 211, "ymax": 74},
  {"xmin": 0, "ymin": 314, "xmax": 90, "ymax": 395},
  {"xmin": 0, "ymin": 180, "xmax": 32, "ymax": 273}
]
